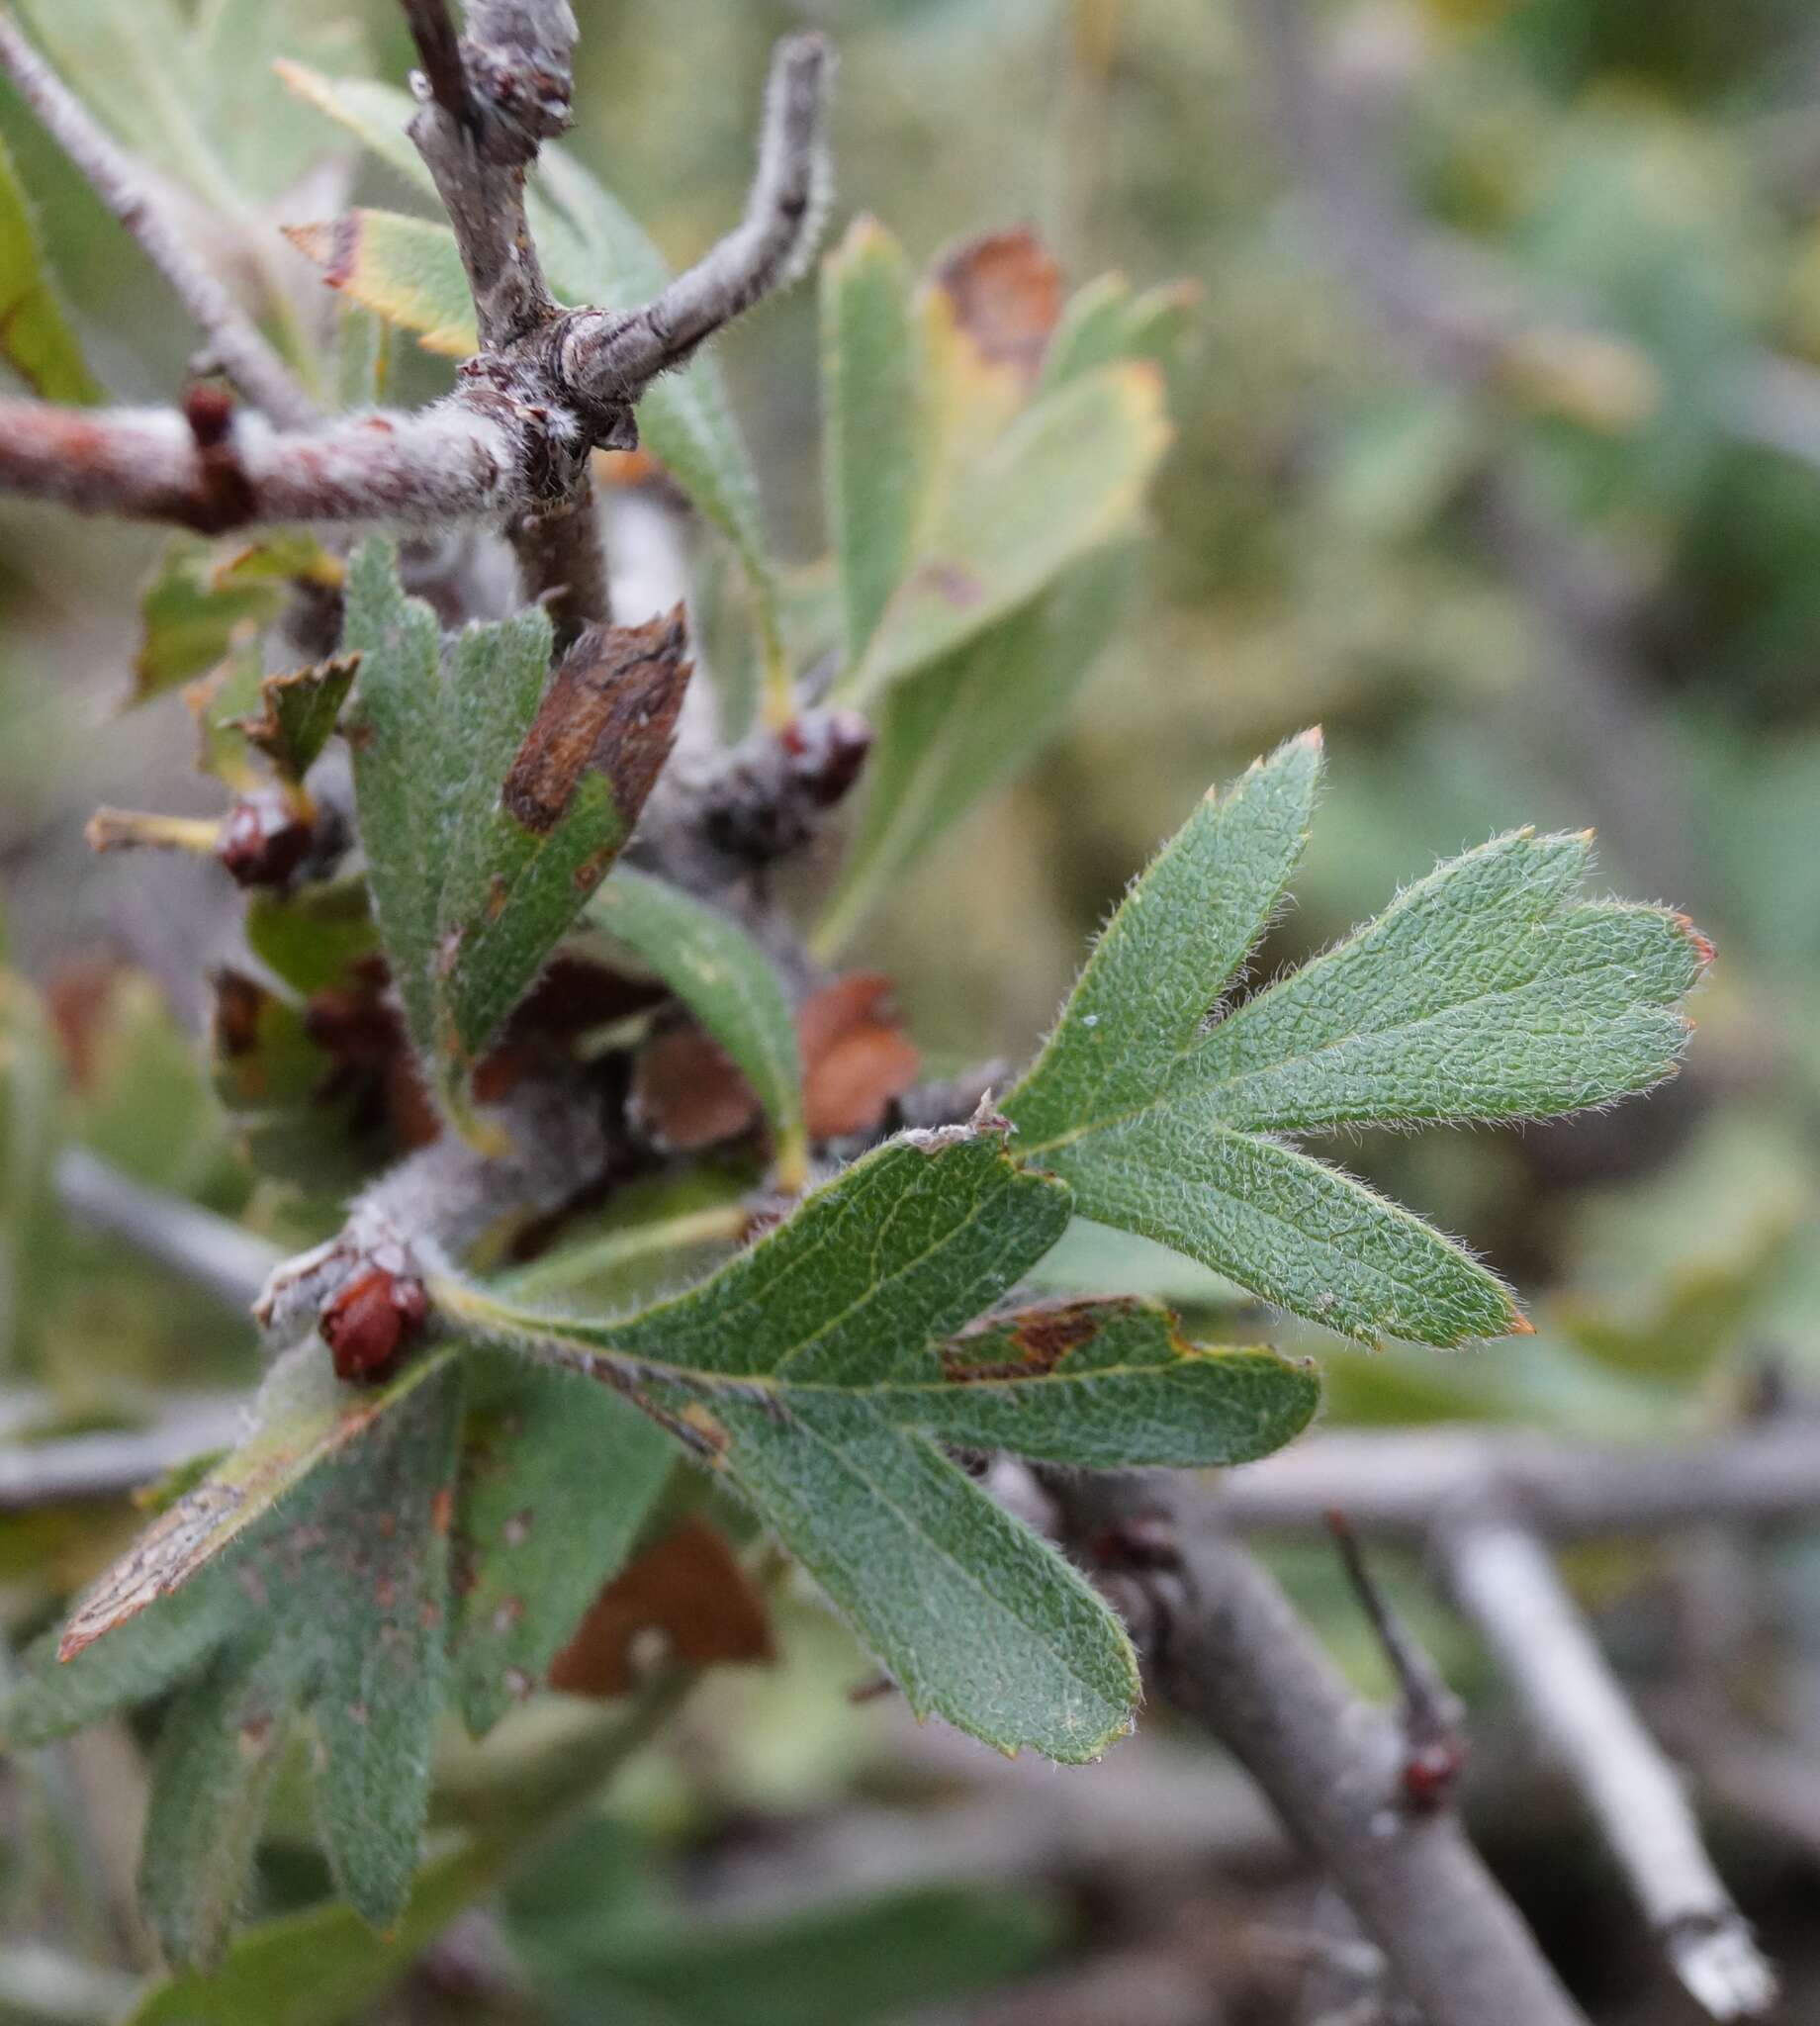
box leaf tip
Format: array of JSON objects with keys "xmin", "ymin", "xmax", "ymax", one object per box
[
  {"xmin": 1506, "ymin": 1311, "xmax": 1536, "ymax": 1337},
  {"xmin": 1671, "ymin": 911, "xmax": 1716, "ymax": 976}
]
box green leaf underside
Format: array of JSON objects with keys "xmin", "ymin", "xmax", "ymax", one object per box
[
  {"xmin": 341, "ymin": 539, "xmax": 639, "ymax": 1123},
  {"xmin": 590, "ymin": 868, "xmax": 804, "ymax": 1176},
  {"xmin": 278, "ymin": 69, "xmax": 778, "ymax": 644},
  {"xmin": 819, "ymin": 543, "xmax": 1138, "ymax": 952},
  {"xmin": 840, "ymin": 360, "xmax": 1168, "ymax": 704},
  {"xmin": 822, "ymin": 216, "xmax": 921, "ymax": 669},
  {"xmin": 128, "ymin": 1841, "xmax": 502, "ymax": 2026},
  {"xmin": 1006, "ymin": 733, "xmax": 1706, "ymax": 1346},
  {"xmin": 9, "ymin": 1363, "xmax": 462, "ymax": 1942},
  {"xmin": 0, "ymin": 130, "xmax": 104, "ymax": 403},
  {"xmin": 7, "ymin": 1341, "xmax": 670, "ymax": 1945},
  {"xmin": 445, "ymin": 1133, "xmax": 1319, "ymax": 1759},
  {"xmin": 451, "ymin": 1351, "xmax": 671, "ymax": 1735}
]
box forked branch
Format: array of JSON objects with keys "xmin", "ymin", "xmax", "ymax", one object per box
[{"xmin": 0, "ymin": 21, "xmax": 832, "ymax": 556}]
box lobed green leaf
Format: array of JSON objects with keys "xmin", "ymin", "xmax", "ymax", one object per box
[
  {"xmin": 1006, "ymin": 734, "xmax": 1710, "ymax": 1345},
  {"xmin": 441, "ymin": 1133, "xmax": 1318, "ymax": 1759}
]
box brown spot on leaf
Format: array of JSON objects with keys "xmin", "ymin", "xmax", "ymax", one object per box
[
  {"xmin": 942, "ymin": 1299, "xmax": 1114, "ymax": 1382},
  {"xmin": 933, "ymin": 227, "xmax": 1063, "ymax": 381},
  {"xmin": 429, "ymin": 1487, "xmax": 454, "ymax": 1535},
  {"xmin": 501, "ymin": 605, "xmax": 690, "ymax": 835},
  {"xmin": 282, "ymin": 218, "xmax": 359, "ymax": 291},
  {"xmin": 547, "ymin": 1515, "xmax": 774, "ymax": 1698}
]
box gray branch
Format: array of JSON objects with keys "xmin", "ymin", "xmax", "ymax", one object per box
[
  {"xmin": 559, "ymin": 35, "xmax": 832, "ymax": 393},
  {"xmin": 0, "ymin": 27, "xmax": 830, "ymax": 563},
  {"xmin": 0, "ymin": 1393, "xmax": 244, "ymax": 1514},
  {"xmin": 1211, "ymin": 1423, "xmax": 1820, "ymax": 1536},
  {"xmin": 1441, "ymin": 1520, "xmax": 1777, "ymax": 2020},
  {"xmin": 403, "ymin": 0, "xmax": 572, "ymax": 352},
  {"xmin": 0, "ymin": 9, "xmax": 318, "ymax": 430},
  {"xmin": 1043, "ymin": 1470, "xmax": 1591, "ymax": 2026}
]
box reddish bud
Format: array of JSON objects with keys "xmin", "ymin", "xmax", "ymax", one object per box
[
  {"xmin": 319, "ymin": 1268, "xmax": 428, "ymax": 1384},
  {"xmin": 1401, "ymin": 1736, "xmax": 1465, "ymax": 1813},
  {"xmin": 215, "ymin": 793, "xmax": 314, "ymax": 888},
  {"xmin": 782, "ymin": 708, "xmax": 874, "ymax": 809},
  {"xmin": 181, "ymin": 381, "xmax": 236, "ymax": 449}
]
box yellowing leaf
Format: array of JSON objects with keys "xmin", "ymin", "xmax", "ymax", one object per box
[{"xmin": 286, "ymin": 213, "xmax": 478, "ymax": 356}]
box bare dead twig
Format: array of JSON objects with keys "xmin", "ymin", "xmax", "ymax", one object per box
[
  {"xmin": 0, "ymin": 8, "xmax": 318, "ymax": 430},
  {"xmin": 0, "ymin": 393, "xmax": 537, "ymax": 531},
  {"xmin": 1045, "ymin": 1470, "xmax": 1591, "ymax": 2026},
  {"xmin": 403, "ymin": 0, "xmax": 591, "ymax": 638},
  {"xmin": 1440, "ymin": 1519, "xmax": 1777, "ymax": 2020},
  {"xmin": 403, "ymin": 0, "xmax": 571, "ymax": 351},
  {"xmin": 1325, "ymin": 1509, "xmax": 1465, "ymax": 1810}
]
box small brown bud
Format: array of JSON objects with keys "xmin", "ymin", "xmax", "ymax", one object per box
[
  {"xmin": 215, "ymin": 793, "xmax": 314, "ymax": 888},
  {"xmin": 319, "ymin": 1268, "xmax": 428, "ymax": 1384},
  {"xmin": 781, "ymin": 708, "xmax": 873, "ymax": 808},
  {"xmin": 181, "ymin": 381, "xmax": 236, "ymax": 449},
  {"xmin": 1401, "ymin": 1736, "xmax": 1465, "ymax": 1813}
]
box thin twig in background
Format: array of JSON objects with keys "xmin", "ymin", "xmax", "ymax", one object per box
[
  {"xmin": 1215, "ymin": 1422, "xmax": 1820, "ymax": 1535},
  {"xmin": 0, "ymin": 8, "xmax": 318, "ymax": 429},
  {"xmin": 1042, "ymin": 1469, "xmax": 1592, "ymax": 2026},
  {"xmin": 52, "ymin": 1146, "xmax": 280, "ymax": 1313},
  {"xmin": 0, "ymin": 1393, "xmax": 243, "ymax": 1513},
  {"xmin": 1440, "ymin": 1519, "xmax": 1778, "ymax": 2020}
]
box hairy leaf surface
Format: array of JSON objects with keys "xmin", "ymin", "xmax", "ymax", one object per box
[
  {"xmin": 441, "ymin": 1133, "xmax": 1318, "ymax": 1759},
  {"xmin": 341, "ymin": 542, "xmax": 685, "ymax": 1137},
  {"xmin": 1006, "ymin": 734, "xmax": 1710, "ymax": 1344}
]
